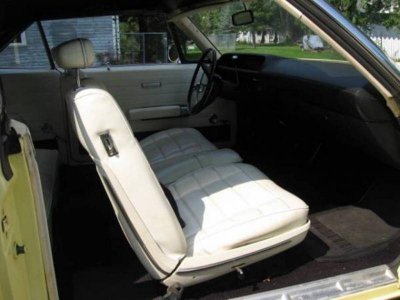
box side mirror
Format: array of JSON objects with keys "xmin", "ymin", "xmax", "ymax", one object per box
[
  {"xmin": 232, "ymin": 10, "xmax": 254, "ymax": 26},
  {"xmin": 168, "ymin": 44, "xmax": 180, "ymax": 63}
]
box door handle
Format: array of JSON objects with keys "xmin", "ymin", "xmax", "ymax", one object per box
[{"xmin": 141, "ymin": 82, "xmax": 162, "ymax": 88}]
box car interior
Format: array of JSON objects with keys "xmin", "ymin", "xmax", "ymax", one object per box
[{"xmin": 1, "ymin": 1, "xmax": 400, "ymax": 299}]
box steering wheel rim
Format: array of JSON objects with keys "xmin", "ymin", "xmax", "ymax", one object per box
[{"xmin": 187, "ymin": 48, "xmax": 218, "ymax": 115}]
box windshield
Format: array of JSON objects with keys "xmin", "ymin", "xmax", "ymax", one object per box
[
  {"xmin": 189, "ymin": 0, "xmax": 400, "ymax": 67},
  {"xmin": 189, "ymin": 1, "xmax": 345, "ymax": 61}
]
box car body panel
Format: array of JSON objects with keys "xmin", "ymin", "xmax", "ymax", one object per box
[
  {"xmin": 0, "ymin": 121, "xmax": 58, "ymax": 300},
  {"xmin": 338, "ymin": 282, "xmax": 400, "ymax": 300}
]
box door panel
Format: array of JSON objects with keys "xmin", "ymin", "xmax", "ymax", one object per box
[
  {"xmin": 87, "ymin": 64, "xmax": 237, "ymax": 142},
  {"xmin": 128, "ymin": 105, "xmax": 182, "ymax": 120},
  {"xmin": 0, "ymin": 70, "xmax": 64, "ymax": 142},
  {"xmin": 87, "ymin": 64, "xmax": 193, "ymax": 110},
  {"xmin": 90, "ymin": 64, "xmax": 193, "ymax": 106},
  {"xmin": 0, "ymin": 121, "xmax": 58, "ymax": 300},
  {"xmin": 0, "ymin": 65, "xmax": 237, "ymax": 165},
  {"xmin": 0, "ymin": 70, "xmax": 71, "ymax": 164},
  {"xmin": 130, "ymin": 98, "xmax": 236, "ymax": 142}
]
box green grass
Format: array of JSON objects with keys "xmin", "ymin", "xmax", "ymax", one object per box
[
  {"xmin": 232, "ymin": 44, "xmax": 345, "ymax": 61},
  {"xmin": 186, "ymin": 43, "xmax": 345, "ymax": 61}
]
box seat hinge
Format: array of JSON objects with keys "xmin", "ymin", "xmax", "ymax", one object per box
[{"xmin": 163, "ymin": 284, "xmax": 184, "ymax": 300}]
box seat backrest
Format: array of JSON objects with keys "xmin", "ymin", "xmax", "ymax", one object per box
[{"xmin": 52, "ymin": 39, "xmax": 187, "ymax": 278}]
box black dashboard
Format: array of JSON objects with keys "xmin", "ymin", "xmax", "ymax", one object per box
[
  {"xmin": 218, "ymin": 53, "xmax": 369, "ymax": 89},
  {"xmin": 216, "ymin": 53, "xmax": 400, "ymax": 169}
]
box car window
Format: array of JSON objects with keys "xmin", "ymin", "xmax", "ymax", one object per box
[
  {"xmin": 42, "ymin": 13, "xmax": 177, "ymax": 67},
  {"xmin": 189, "ymin": 1, "xmax": 345, "ymax": 61},
  {"xmin": 0, "ymin": 23, "xmax": 51, "ymax": 69},
  {"xmin": 326, "ymin": 0, "xmax": 400, "ymax": 68},
  {"xmin": 172, "ymin": 25, "xmax": 203, "ymax": 62}
]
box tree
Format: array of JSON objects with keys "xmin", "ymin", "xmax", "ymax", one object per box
[
  {"xmin": 190, "ymin": 2, "xmax": 243, "ymax": 35},
  {"xmin": 242, "ymin": 0, "xmax": 305, "ymax": 46},
  {"xmin": 247, "ymin": 0, "xmax": 280, "ymax": 47},
  {"xmin": 119, "ymin": 14, "xmax": 169, "ymax": 64},
  {"xmin": 119, "ymin": 16, "xmax": 140, "ymax": 64},
  {"xmin": 329, "ymin": 0, "xmax": 400, "ymax": 30}
]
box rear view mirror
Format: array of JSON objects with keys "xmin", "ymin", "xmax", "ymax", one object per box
[{"xmin": 232, "ymin": 10, "xmax": 254, "ymax": 26}]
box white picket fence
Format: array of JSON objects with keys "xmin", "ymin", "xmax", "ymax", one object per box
[
  {"xmin": 237, "ymin": 31, "xmax": 400, "ymax": 61},
  {"xmin": 236, "ymin": 32, "xmax": 284, "ymax": 44},
  {"xmin": 370, "ymin": 36, "xmax": 400, "ymax": 60}
]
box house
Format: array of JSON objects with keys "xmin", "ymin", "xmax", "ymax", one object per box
[{"xmin": 0, "ymin": 16, "xmax": 118, "ymax": 69}]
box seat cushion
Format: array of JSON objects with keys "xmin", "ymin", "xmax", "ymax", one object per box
[
  {"xmin": 140, "ymin": 128, "xmax": 217, "ymax": 169},
  {"xmin": 156, "ymin": 148, "xmax": 243, "ymax": 185},
  {"xmin": 168, "ymin": 163, "xmax": 309, "ymax": 256}
]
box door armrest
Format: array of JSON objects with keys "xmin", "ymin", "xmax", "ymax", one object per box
[{"xmin": 128, "ymin": 105, "xmax": 182, "ymax": 121}]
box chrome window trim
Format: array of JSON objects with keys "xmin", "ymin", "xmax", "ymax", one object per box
[
  {"xmin": 313, "ymin": 0, "xmax": 400, "ymax": 77},
  {"xmin": 288, "ymin": 0, "xmax": 400, "ymax": 98}
]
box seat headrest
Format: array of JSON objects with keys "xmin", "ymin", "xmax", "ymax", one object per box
[{"xmin": 52, "ymin": 38, "xmax": 96, "ymax": 69}]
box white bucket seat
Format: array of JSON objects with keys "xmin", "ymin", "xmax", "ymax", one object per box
[
  {"xmin": 52, "ymin": 38, "xmax": 310, "ymax": 290},
  {"xmin": 52, "ymin": 38, "xmax": 237, "ymax": 176}
]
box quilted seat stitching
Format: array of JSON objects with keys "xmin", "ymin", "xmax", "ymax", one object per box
[
  {"xmin": 179, "ymin": 165, "xmax": 284, "ymax": 232},
  {"xmin": 171, "ymin": 164, "xmax": 307, "ymax": 253},
  {"xmin": 191, "ymin": 171, "xmax": 231, "ymax": 222},
  {"xmin": 144, "ymin": 137, "xmax": 170, "ymax": 164},
  {"xmin": 170, "ymin": 185, "xmax": 204, "ymax": 233},
  {"xmin": 236, "ymin": 164, "xmax": 291, "ymax": 210},
  {"xmin": 210, "ymin": 166, "xmax": 258, "ymax": 216},
  {"xmin": 191, "ymin": 207, "xmax": 308, "ymax": 248},
  {"xmin": 145, "ymin": 129, "xmax": 214, "ymax": 164},
  {"xmin": 145, "ymin": 129, "xmax": 187, "ymax": 163}
]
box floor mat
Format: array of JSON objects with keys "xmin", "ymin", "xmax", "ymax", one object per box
[
  {"xmin": 310, "ymin": 206, "xmax": 400, "ymax": 261},
  {"xmin": 358, "ymin": 179, "xmax": 400, "ymax": 227}
]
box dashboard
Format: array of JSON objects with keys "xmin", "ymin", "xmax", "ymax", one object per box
[{"xmin": 216, "ymin": 53, "xmax": 400, "ymax": 169}]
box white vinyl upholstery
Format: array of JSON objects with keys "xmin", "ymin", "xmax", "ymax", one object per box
[
  {"xmin": 168, "ymin": 164, "xmax": 309, "ymax": 256},
  {"xmin": 67, "ymin": 85, "xmax": 310, "ymax": 287},
  {"xmin": 69, "ymin": 87, "xmax": 187, "ymax": 277},
  {"xmin": 53, "ymin": 38, "xmax": 231, "ymax": 172},
  {"xmin": 156, "ymin": 148, "xmax": 242, "ymax": 185},
  {"xmin": 54, "ymin": 38, "xmax": 310, "ymax": 289},
  {"xmin": 140, "ymin": 128, "xmax": 245, "ymax": 182},
  {"xmin": 140, "ymin": 128, "xmax": 217, "ymax": 167},
  {"xmin": 52, "ymin": 38, "xmax": 96, "ymax": 69}
]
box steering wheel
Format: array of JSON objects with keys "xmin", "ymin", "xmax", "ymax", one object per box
[{"xmin": 187, "ymin": 48, "xmax": 221, "ymax": 115}]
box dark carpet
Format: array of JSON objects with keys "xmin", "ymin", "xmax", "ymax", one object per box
[
  {"xmin": 53, "ymin": 162, "xmax": 400, "ymax": 300},
  {"xmin": 310, "ymin": 206, "xmax": 400, "ymax": 261}
]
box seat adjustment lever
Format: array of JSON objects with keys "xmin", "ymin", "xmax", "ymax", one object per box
[
  {"xmin": 235, "ymin": 267, "xmax": 245, "ymax": 280},
  {"xmin": 100, "ymin": 133, "xmax": 118, "ymax": 157}
]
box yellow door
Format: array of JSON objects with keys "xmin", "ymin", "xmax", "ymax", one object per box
[{"xmin": 0, "ymin": 120, "xmax": 58, "ymax": 300}]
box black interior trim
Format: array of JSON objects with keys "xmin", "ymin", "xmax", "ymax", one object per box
[
  {"xmin": 160, "ymin": 183, "xmax": 186, "ymax": 228},
  {"xmin": 37, "ymin": 21, "xmax": 56, "ymax": 70},
  {"xmin": 0, "ymin": 78, "xmax": 21, "ymax": 180}
]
